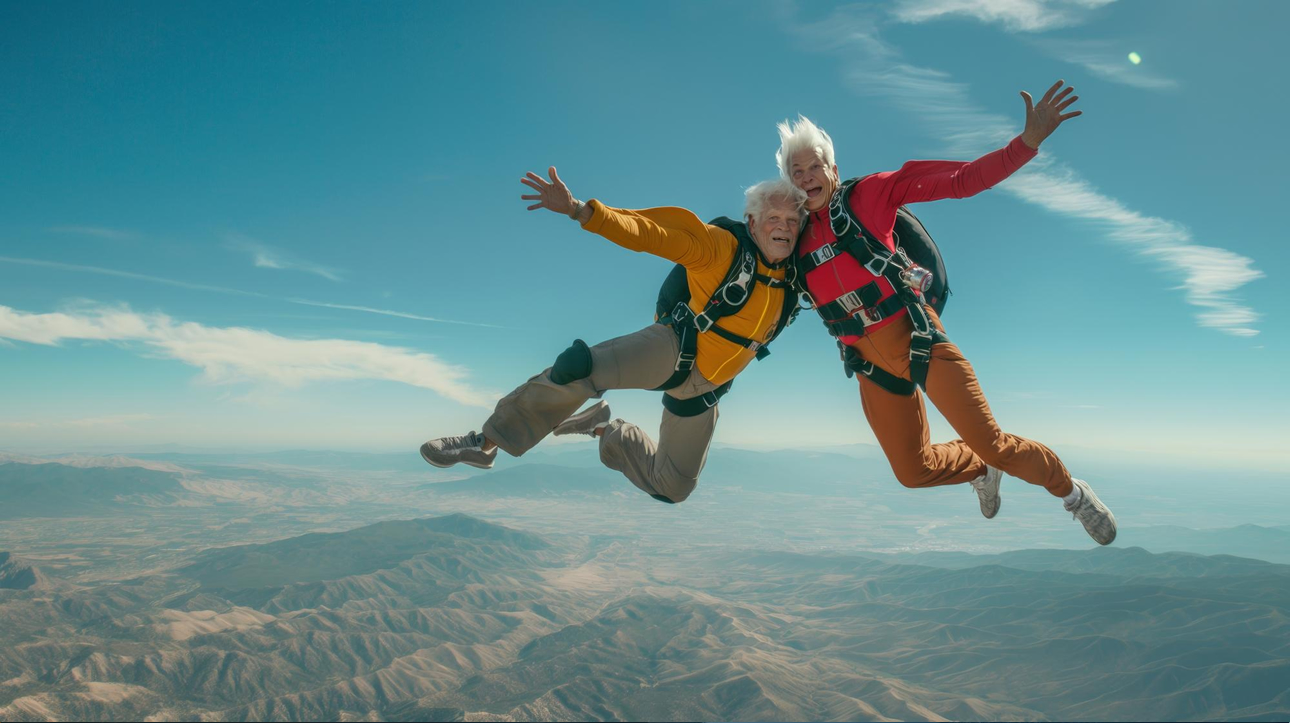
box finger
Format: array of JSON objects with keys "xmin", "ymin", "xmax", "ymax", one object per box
[
  {"xmin": 548, "ymin": 166, "xmax": 562, "ymax": 186},
  {"xmin": 527, "ymin": 202, "xmax": 545, "ymax": 211},
  {"xmin": 521, "ymin": 194, "xmax": 541, "ymax": 201},
  {"xmin": 1052, "ymin": 86, "xmax": 1075, "ymax": 105},
  {"xmin": 525, "ymin": 171, "xmax": 548, "ymax": 186},
  {"xmin": 1040, "ymin": 79, "xmax": 1063, "ymax": 105},
  {"xmin": 1056, "ymin": 95, "xmax": 1080, "ymax": 112},
  {"xmin": 520, "ymin": 177, "xmax": 545, "ymax": 192},
  {"xmin": 1058, "ymin": 110, "xmax": 1083, "ymax": 121},
  {"xmin": 1020, "ymin": 90, "xmax": 1034, "ymax": 114}
]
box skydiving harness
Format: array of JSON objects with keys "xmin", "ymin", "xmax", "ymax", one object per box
[
  {"xmin": 797, "ymin": 177, "xmax": 949, "ymax": 396},
  {"xmin": 653, "ymin": 217, "xmax": 803, "ymax": 417}
]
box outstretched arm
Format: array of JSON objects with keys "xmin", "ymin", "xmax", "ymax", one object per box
[
  {"xmin": 519, "ymin": 166, "xmax": 719, "ymax": 269},
  {"xmin": 871, "ymin": 80, "xmax": 1082, "ymax": 208}
]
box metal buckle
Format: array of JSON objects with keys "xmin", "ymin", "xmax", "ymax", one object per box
[
  {"xmin": 747, "ymin": 341, "xmax": 762, "ymax": 353},
  {"xmin": 797, "ymin": 290, "xmax": 817, "ymax": 311},
  {"xmin": 693, "ymin": 313, "xmax": 714, "ymax": 333},
  {"xmin": 836, "ymin": 290, "xmax": 864, "ymax": 315},
  {"xmin": 675, "ymin": 351, "xmax": 697, "ymax": 371},
  {"xmin": 864, "ymin": 256, "xmax": 890, "ymax": 276},
  {"xmin": 811, "ymin": 245, "xmax": 837, "ymax": 266}
]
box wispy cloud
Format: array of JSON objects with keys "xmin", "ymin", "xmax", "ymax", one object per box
[
  {"xmin": 0, "ymin": 256, "xmax": 269, "ymax": 298},
  {"xmin": 287, "ymin": 299, "xmax": 506, "ymax": 329},
  {"xmin": 890, "ymin": 0, "xmax": 1116, "ymax": 32},
  {"xmin": 47, "ymin": 226, "xmax": 139, "ymax": 240},
  {"xmin": 788, "ymin": 6, "xmax": 1261, "ymax": 336},
  {"xmin": 226, "ymin": 234, "xmax": 344, "ymax": 282},
  {"xmin": 1030, "ymin": 38, "xmax": 1178, "ymax": 90},
  {"xmin": 0, "ymin": 256, "xmax": 495, "ymax": 328},
  {"xmin": 0, "ymin": 303, "xmax": 497, "ymax": 407}
]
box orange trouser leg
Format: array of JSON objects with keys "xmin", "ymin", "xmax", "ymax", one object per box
[{"xmin": 853, "ymin": 308, "xmax": 1074, "ymax": 498}]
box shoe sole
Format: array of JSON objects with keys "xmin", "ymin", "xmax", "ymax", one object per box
[
  {"xmin": 420, "ymin": 444, "xmax": 454, "ymax": 469},
  {"xmin": 1075, "ymin": 482, "xmax": 1117, "ymax": 545},
  {"xmin": 420, "ymin": 443, "xmax": 495, "ymax": 470},
  {"xmin": 553, "ymin": 400, "xmax": 611, "ymax": 436}
]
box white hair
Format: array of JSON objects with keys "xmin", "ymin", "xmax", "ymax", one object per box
[
  {"xmin": 743, "ymin": 179, "xmax": 807, "ymax": 222},
  {"xmin": 775, "ymin": 115, "xmax": 836, "ymax": 181}
]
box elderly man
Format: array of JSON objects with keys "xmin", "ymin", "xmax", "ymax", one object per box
[
  {"xmin": 420, "ymin": 168, "xmax": 806, "ymax": 504},
  {"xmin": 779, "ymin": 80, "xmax": 1118, "ymax": 545}
]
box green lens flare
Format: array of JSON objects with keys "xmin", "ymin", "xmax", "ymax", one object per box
[{"xmin": 1128, "ymin": 52, "xmax": 1142, "ymax": 65}]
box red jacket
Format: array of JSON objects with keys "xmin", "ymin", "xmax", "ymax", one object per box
[{"xmin": 798, "ymin": 135, "xmax": 1037, "ymax": 341}]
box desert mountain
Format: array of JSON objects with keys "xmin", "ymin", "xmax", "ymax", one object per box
[{"xmin": 0, "ymin": 552, "xmax": 48, "ymax": 590}]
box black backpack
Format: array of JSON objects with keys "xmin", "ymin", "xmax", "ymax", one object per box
[{"xmin": 891, "ymin": 206, "xmax": 951, "ymax": 316}]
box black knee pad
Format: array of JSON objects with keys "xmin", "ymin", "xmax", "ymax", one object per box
[{"xmin": 550, "ymin": 339, "xmax": 592, "ymax": 385}]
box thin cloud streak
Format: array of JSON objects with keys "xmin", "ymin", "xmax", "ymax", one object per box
[
  {"xmin": 789, "ymin": 6, "xmax": 1261, "ymax": 336},
  {"xmin": 0, "ymin": 303, "xmax": 496, "ymax": 408},
  {"xmin": 0, "ymin": 256, "xmax": 496, "ymax": 329},
  {"xmin": 47, "ymin": 226, "xmax": 139, "ymax": 240},
  {"xmin": 1032, "ymin": 38, "xmax": 1179, "ymax": 91},
  {"xmin": 287, "ymin": 299, "xmax": 507, "ymax": 329},
  {"xmin": 0, "ymin": 256, "xmax": 270, "ymax": 298},
  {"xmin": 226, "ymin": 234, "xmax": 344, "ymax": 282}
]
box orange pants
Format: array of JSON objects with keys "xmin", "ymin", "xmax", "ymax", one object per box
[{"xmin": 851, "ymin": 307, "xmax": 1074, "ymax": 498}]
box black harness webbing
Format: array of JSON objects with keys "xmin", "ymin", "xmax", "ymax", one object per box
[
  {"xmin": 654, "ymin": 218, "xmax": 800, "ymax": 400},
  {"xmin": 662, "ymin": 380, "xmax": 733, "ymax": 417},
  {"xmin": 800, "ymin": 177, "xmax": 948, "ymax": 394}
]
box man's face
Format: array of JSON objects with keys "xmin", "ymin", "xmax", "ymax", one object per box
[
  {"xmin": 789, "ymin": 148, "xmax": 838, "ymax": 213},
  {"xmin": 749, "ymin": 199, "xmax": 803, "ymax": 264}
]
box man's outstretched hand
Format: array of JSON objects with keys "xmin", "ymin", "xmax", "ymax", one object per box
[
  {"xmin": 521, "ymin": 166, "xmax": 580, "ymax": 217},
  {"xmin": 1020, "ymin": 80, "xmax": 1082, "ymax": 150}
]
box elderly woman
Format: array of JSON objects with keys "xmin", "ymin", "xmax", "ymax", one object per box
[
  {"xmin": 420, "ymin": 169, "xmax": 806, "ymax": 505},
  {"xmin": 780, "ymin": 80, "xmax": 1118, "ymax": 545}
]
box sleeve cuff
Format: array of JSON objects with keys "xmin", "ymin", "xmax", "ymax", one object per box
[
  {"xmin": 1011, "ymin": 134, "xmax": 1039, "ymax": 158},
  {"xmin": 581, "ymin": 199, "xmax": 608, "ymax": 233}
]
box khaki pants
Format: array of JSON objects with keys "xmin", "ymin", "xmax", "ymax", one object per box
[
  {"xmin": 482, "ymin": 323, "xmax": 720, "ymax": 503},
  {"xmin": 852, "ymin": 307, "xmax": 1074, "ymax": 498}
]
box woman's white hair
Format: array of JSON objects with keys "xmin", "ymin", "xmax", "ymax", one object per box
[
  {"xmin": 743, "ymin": 179, "xmax": 808, "ymax": 222},
  {"xmin": 775, "ymin": 115, "xmax": 836, "ymax": 181}
]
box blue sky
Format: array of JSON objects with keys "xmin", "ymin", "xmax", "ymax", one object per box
[{"xmin": 1, "ymin": 0, "xmax": 1285, "ymax": 471}]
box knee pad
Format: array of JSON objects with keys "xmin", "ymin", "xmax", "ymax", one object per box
[{"xmin": 550, "ymin": 339, "xmax": 592, "ymax": 385}]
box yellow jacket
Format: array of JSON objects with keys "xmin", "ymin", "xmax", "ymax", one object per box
[{"xmin": 581, "ymin": 200, "xmax": 788, "ymax": 386}]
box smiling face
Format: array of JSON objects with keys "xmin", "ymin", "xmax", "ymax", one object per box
[
  {"xmin": 748, "ymin": 198, "xmax": 803, "ymax": 264},
  {"xmin": 789, "ymin": 148, "xmax": 839, "ymax": 213}
]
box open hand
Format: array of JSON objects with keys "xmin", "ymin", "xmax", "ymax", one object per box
[
  {"xmin": 520, "ymin": 166, "xmax": 577, "ymax": 215},
  {"xmin": 1020, "ymin": 80, "xmax": 1082, "ymax": 149}
]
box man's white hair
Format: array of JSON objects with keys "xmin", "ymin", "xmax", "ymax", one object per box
[
  {"xmin": 744, "ymin": 179, "xmax": 808, "ymax": 222},
  {"xmin": 775, "ymin": 115, "xmax": 836, "ymax": 181}
]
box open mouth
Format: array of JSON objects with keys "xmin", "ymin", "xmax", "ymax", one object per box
[
  {"xmin": 770, "ymin": 235, "xmax": 792, "ymax": 245},
  {"xmin": 806, "ymin": 186, "xmax": 823, "ymax": 198}
]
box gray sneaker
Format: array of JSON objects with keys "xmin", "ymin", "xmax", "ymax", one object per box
[
  {"xmin": 968, "ymin": 465, "xmax": 1002, "ymax": 519},
  {"xmin": 552, "ymin": 400, "xmax": 611, "ymax": 437},
  {"xmin": 420, "ymin": 431, "xmax": 496, "ymax": 469},
  {"xmin": 1066, "ymin": 478, "xmax": 1117, "ymax": 545}
]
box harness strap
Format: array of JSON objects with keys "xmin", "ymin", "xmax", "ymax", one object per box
[
  {"xmin": 662, "ymin": 381, "xmax": 732, "ymax": 417},
  {"xmin": 840, "ymin": 343, "xmax": 916, "ymax": 396},
  {"xmin": 822, "ymin": 295, "xmax": 907, "ymax": 337}
]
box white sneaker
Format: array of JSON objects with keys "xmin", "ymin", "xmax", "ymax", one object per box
[
  {"xmin": 968, "ymin": 465, "xmax": 1002, "ymax": 519},
  {"xmin": 1066, "ymin": 478, "xmax": 1117, "ymax": 545},
  {"xmin": 419, "ymin": 431, "xmax": 496, "ymax": 469},
  {"xmin": 552, "ymin": 400, "xmax": 611, "ymax": 437}
]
